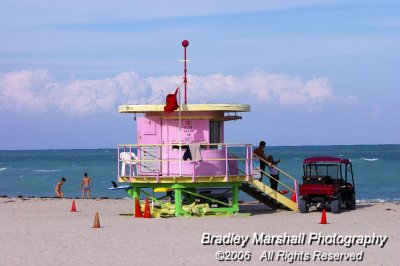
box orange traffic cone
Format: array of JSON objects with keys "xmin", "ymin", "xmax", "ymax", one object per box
[
  {"xmin": 93, "ymin": 212, "xmax": 101, "ymax": 228},
  {"xmin": 290, "ymin": 190, "xmax": 297, "ymax": 202},
  {"xmin": 71, "ymin": 200, "xmax": 77, "ymax": 212},
  {"xmin": 320, "ymin": 208, "xmax": 327, "ymax": 224},
  {"xmin": 143, "ymin": 198, "xmax": 152, "ymax": 218},
  {"xmin": 291, "ymin": 181, "xmax": 297, "ymax": 203},
  {"xmin": 134, "ymin": 198, "xmax": 143, "ymax": 218}
]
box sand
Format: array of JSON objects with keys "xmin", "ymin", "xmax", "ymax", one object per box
[{"xmin": 0, "ymin": 198, "xmax": 399, "ymax": 266}]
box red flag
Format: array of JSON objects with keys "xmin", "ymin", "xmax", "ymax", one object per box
[{"xmin": 164, "ymin": 87, "xmax": 179, "ymax": 113}]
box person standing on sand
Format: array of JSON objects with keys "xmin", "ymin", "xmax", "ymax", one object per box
[
  {"xmin": 80, "ymin": 173, "xmax": 92, "ymax": 199},
  {"xmin": 253, "ymin": 141, "xmax": 268, "ymax": 182},
  {"xmin": 54, "ymin": 177, "xmax": 66, "ymax": 198}
]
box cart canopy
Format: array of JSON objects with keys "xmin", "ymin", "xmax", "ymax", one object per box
[{"xmin": 303, "ymin": 156, "xmax": 351, "ymax": 165}]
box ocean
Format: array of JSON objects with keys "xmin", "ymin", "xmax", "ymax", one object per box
[{"xmin": 0, "ymin": 145, "xmax": 399, "ymax": 202}]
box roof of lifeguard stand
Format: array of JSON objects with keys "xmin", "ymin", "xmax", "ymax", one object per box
[
  {"xmin": 119, "ymin": 104, "xmax": 250, "ymax": 121},
  {"xmin": 119, "ymin": 104, "xmax": 250, "ymax": 113}
]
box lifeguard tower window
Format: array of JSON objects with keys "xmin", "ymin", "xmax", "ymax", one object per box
[{"xmin": 209, "ymin": 121, "xmax": 221, "ymax": 149}]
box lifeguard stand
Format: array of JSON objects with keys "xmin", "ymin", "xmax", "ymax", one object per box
[{"xmin": 115, "ymin": 41, "xmax": 298, "ymax": 216}]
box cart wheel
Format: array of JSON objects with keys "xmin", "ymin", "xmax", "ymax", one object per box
[
  {"xmin": 330, "ymin": 198, "xmax": 342, "ymax": 214},
  {"xmin": 346, "ymin": 194, "xmax": 356, "ymax": 210},
  {"xmin": 299, "ymin": 198, "xmax": 309, "ymax": 213}
]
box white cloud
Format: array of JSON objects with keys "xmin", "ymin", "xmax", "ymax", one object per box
[
  {"xmin": 0, "ymin": 70, "xmax": 51, "ymax": 112},
  {"xmin": 0, "ymin": 69, "xmax": 335, "ymax": 115},
  {"xmin": 48, "ymin": 72, "xmax": 151, "ymax": 114},
  {"xmin": 146, "ymin": 70, "xmax": 334, "ymax": 106}
]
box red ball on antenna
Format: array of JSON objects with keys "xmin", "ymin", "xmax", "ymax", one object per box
[{"xmin": 182, "ymin": 40, "xmax": 189, "ymax": 47}]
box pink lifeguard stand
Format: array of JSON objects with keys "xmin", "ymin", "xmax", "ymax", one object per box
[{"xmin": 115, "ymin": 41, "xmax": 298, "ymax": 216}]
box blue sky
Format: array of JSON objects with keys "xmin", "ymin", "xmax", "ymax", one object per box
[{"xmin": 0, "ymin": 0, "xmax": 399, "ymax": 149}]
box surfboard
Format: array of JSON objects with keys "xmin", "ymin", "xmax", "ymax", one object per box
[{"xmin": 108, "ymin": 181, "xmax": 134, "ymax": 190}]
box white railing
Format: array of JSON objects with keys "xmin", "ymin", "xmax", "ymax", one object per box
[{"xmin": 117, "ymin": 143, "xmax": 253, "ymax": 182}]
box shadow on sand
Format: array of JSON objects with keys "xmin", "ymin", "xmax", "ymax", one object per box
[
  {"xmin": 241, "ymin": 201, "xmax": 375, "ymax": 216},
  {"xmin": 239, "ymin": 203, "xmax": 280, "ymax": 216},
  {"xmin": 306, "ymin": 202, "xmax": 375, "ymax": 214}
]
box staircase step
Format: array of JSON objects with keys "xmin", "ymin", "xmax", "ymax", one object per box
[{"xmin": 240, "ymin": 180, "xmax": 298, "ymax": 211}]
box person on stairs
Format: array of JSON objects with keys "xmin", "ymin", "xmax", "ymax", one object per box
[
  {"xmin": 266, "ymin": 155, "xmax": 281, "ymax": 191},
  {"xmin": 253, "ymin": 141, "xmax": 268, "ymax": 182}
]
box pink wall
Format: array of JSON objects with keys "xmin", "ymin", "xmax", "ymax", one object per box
[{"xmin": 135, "ymin": 112, "xmax": 228, "ymax": 176}]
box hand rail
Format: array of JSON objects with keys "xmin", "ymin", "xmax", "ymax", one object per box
[
  {"xmin": 118, "ymin": 143, "xmax": 252, "ymax": 147},
  {"xmin": 118, "ymin": 143, "xmax": 253, "ymax": 181},
  {"xmin": 253, "ymin": 153, "xmax": 297, "ymax": 194},
  {"xmin": 258, "ymin": 168, "xmax": 294, "ymax": 193}
]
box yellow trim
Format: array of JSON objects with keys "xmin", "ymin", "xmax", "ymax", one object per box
[
  {"xmin": 119, "ymin": 103, "xmax": 250, "ymax": 113},
  {"xmin": 118, "ymin": 175, "xmax": 248, "ymax": 183},
  {"xmin": 247, "ymin": 180, "xmax": 298, "ymax": 211},
  {"xmin": 154, "ymin": 187, "xmax": 172, "ymax": 193}
]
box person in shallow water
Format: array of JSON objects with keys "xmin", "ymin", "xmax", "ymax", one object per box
[
  {"xmin": 80, "ymin": 173, "xmax": 92, "ymax": 199},
  {"xmin": 54, "ymin": 177, "xmax": 66, "ymax": 198}
]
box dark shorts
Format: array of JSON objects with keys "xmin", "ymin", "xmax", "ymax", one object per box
[
  {"xmin": 260, "ymin": 161, "xmax": 266, "ymax": 171},
  {"xmin": 270, "ymin": 174, "xmax": 279, "ymax": 190}
]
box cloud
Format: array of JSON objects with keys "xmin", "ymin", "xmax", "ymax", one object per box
[
  {"xmin": 0, "ymin": 69, "xmax": 335, "ymax": 115},
  {"xmin": 0, "ymin": 70, "xmax": 152, "ymax": 115},
  {"xmin": 147, "ymin": 70, "xmax": 334, "ymax": 106},
  {"xmin": 0, "ymin": 70, "xmax": 51, "ymax": 112},
  {"xmin": 49, "ymin": 72, "xmax": 151, "ymax": 114}
]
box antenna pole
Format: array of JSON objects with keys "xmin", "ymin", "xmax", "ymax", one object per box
[{"xmin": 182, "ymin": 40, "xmax": 189, "ymax": 104}]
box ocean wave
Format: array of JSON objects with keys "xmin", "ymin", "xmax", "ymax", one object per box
[
  {"xmin": 361, "ymin": 158, "xmax": 379, "ymax": 162},
  {"xmin": 0, "ymin": 167, "xmax": 7, "ymax": 172},
  {"xmin": 33, "ymin": 169, "xmax": 60, "ymax": 173},
  {"xmin": 357, "ymin": 199, "xmax": 400, "ymax": 203}
]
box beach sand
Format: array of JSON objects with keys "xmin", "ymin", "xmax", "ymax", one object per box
[{"xmin": 0, "ymin": 198, "xmax": 399, "ymax": 265}]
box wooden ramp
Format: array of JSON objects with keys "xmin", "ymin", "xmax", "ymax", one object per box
[{"xmin": 240, "ymin": 180, "xmax": 298, "ymax": 211}]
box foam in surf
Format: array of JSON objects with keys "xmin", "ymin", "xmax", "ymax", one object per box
[{"xmin": 361, "ymin": 158, "xmax": 379, "ymax": 162}]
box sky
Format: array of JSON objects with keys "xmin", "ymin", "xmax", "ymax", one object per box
[{"xmin": 0, "ymin": 0, "xmax": 399, "ymax": 149}]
